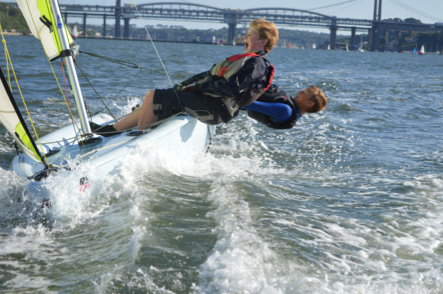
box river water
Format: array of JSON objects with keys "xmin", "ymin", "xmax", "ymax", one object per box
[{"xmin": 1, "ymin": 36, "xmax": 443, "ymax": 293}]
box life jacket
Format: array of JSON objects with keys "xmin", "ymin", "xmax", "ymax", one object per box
[
  {"xmin": 247, "ymin": 85, "xmax": 299, "ymax": 129},
  {"xmin": 207, "ymin": 53, "xmax": 275, "ymax": 119}
]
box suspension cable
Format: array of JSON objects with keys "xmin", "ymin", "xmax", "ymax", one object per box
[
  {"xmin": 309, "ymin": 0, "xmax": 358, "ymax": 11},
  {"xmin": 388, "ymin": 0, "xmax": 443, "ymax": 22}
]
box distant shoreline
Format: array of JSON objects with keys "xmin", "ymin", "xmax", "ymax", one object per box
[
  {"xmin": 1, "ymin": 32, "xmax": 23, "ymax": 36},
  {"xmin": 4, "ymin": 33, "xmax": 237, "ymax": 46},
  {"xmin": 77, "ymin": 35, "xmax": 232, "ymax": 45}
]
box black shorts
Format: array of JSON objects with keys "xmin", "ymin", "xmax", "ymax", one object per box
[{"xmin": 153, "ymin": 88, "xmax": 226, "ymax": 125}]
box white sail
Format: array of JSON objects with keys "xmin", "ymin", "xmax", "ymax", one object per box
[
  {"xmin": 16, "ymin": 0, "xmax": 91, "ymax": 134},
  {"xmin": 0, "ymin": 68, "xmax": 42, "ymax": 162},
  {"xmin": 15, "ymin": 0, "xmax": 74, "ymax": 61},
  {"xmin": 72, "ymin": 24, "xmax": 78, "ymax": 38},
  {"xmin": 419, "ymin": 45, "xmax": 425, "ymax": 55}
]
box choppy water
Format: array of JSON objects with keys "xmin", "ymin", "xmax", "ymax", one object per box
[{"xmin": 1, "ymin": 35, "xmax": 443, "ymax": 293}]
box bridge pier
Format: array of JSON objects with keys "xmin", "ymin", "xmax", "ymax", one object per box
[
  {"xmin": 122, "ymin": 3, "xmax": 135, "ymax": 38},
  {"xmin": 384, "ymin": 29, "xmax": 389, "ymax": 51},
  {"xmin": 228, "ymin": 23, "xmax": 237, "ymax": 44},
  {"xmin": 329, "ymin": 17, "xmax": 337, "ymax": 50},
  {"xmin": 329, "ymin": 27, "xmax": 337, "ymax": 50},
  {"xmin": 64, "ymin": 12, "xmax": 68, "ymax": 25},
  {"xmin": 83, "ymin": 13, "xmax": 87, "ymax": 38},
  {"xmin": 115, "ymin": 0, "xmax": 121, "ymax": 38},
  {"xmin": 124, "ymin": 18, "xmax": 130, "ymax": 38},
  {"xmin": 224, "ymin": 11, "xmax": 240, "ymax": 44},
  {"xmin": 103, "ymin": 14, "xmax": 107, "ymax": 37},
  {"xmin": 350, "ymin": 27, "xmax": 356, "ymax": 50},
  {"xmin": 370, "ymin": 25, "xmax": 382, "ymax": 51}
]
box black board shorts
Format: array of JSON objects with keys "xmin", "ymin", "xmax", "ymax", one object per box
[{"xmin": 152, "ymin": 88, "xmax": 227, "ymax": 125}]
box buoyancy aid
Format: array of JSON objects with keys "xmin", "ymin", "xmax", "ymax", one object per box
[
  {"xmin": 176, "ymin": 52, "xmax": 275, "ymax": 121},
  {"xmin": 209, "ymin": 53, "xmax": 274, "ymax": 118},
  {"xmin": 247, "ymin": 84, "xmax": 299, "ymax": 129}
]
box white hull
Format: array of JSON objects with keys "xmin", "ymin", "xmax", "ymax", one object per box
[{"xmin": 11, "ymin": 113, "xmax": 215, "ymax": 180}]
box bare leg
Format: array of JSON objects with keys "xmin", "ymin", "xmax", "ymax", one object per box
[
  {"xmin": 137, "ymin": 90, "xmax": 158, "ymax": 130},
  {"xmin": 112, "ymin": 109, "xmax": 140, "ymax": 131},
  {"xmin": 112, "ymin": 90, "xmax": 157, "ymax": 131}
]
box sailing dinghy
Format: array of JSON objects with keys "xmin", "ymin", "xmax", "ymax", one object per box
[
  {"xmin": 1, "ymin": 0, "xmax": 214, "ymax": 182},
  {"xmin": 68, "ymin": 24, "xmax": 78, "ymax": 39}
]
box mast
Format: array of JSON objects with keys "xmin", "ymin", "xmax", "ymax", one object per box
[{"xmin": 49, "ymin": 0, "xmax": 92, "ymax": 134}]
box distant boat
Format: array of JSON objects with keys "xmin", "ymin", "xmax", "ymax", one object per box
[
  {"xmin": 346, "ymin": 44, "xmax": 349, "ymax": 52},
  {"xmin": 288, "ymin": 42, "xmax": 291, "ymax": 48},
  {"xmin": 358, "ymin": 36, "xmax": 365, "ymax": 52},
  {"xmin": 419, "ymin": 45, "xmax": 425, "ymax": 55},
  {"xmin": 327, "ymin": 44, "xmax": 330, "ymax": 50},
  {"xmin": 69, "ymin": 24, "xmax": 78, "ymax": 39},
  {"xmin": 413, "ymin": 48, "xmax": 417, "ymax": 54}
]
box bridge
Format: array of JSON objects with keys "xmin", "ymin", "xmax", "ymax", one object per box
[{"xmin": 4, "ymin": 1, "xmax": 443, "ymax": 51}]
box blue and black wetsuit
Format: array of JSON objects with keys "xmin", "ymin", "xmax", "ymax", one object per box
[{"xmin": 244, "ymin": 84, "xmax": 301, "ymax": 129}]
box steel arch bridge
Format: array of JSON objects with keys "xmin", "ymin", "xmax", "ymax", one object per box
[
  {"xmin": 4, "ymin": 1, "xmax": 443, "ymax": 50},
  {"xmin": 125, "ymin": 3, "xmax": 350, "ymax": 46}
]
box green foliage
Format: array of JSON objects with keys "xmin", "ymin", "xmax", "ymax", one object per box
[
  {"xmin": 404, "ymin": 18, "xmax": 422, "ymax": 24},
  {"xmin": 0, "ymin": 3, "xmax": 29, "ymax": 32}
]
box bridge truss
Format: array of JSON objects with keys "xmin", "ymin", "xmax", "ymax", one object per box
[{"xmin": 3, "ymin": 1, "xmax": 443, "ymax": 50}]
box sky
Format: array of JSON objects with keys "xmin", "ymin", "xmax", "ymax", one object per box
[{"xmin": 59, "ymin": 0, "xmax": 443, "ymax": 34}]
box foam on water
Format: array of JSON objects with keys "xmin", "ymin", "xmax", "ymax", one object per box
[{"xmin": 2, "ymin": 38, "xmax": 443, "ymax": 293}]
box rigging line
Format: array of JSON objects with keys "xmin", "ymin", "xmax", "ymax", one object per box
[
  {"xmin": 74, "ymin": 59, "xmax": 143, "ymax": 119},
  {"xmin": 41, "ymin": 111, "xmax": 186, "ymax": 149},
  {"xmin": 132, "ymin": 3, "xmax": 174, "ymax": 87},
  {"xmin": 61, "ymin": 59, "xmax": 83, "ymax": 147},
  {"xmin": 131, "ymin": 2, "xmax": 184, "ymax": 110},
  {"xmin": 309, "ymin": 0, "xmax": 358, "ymax": 11},
  {"xmin": 22, "ymin": 0, "xmax": 82, "ymax": 157},
  {"xmin": 93, "ymin": 67, "xmax": 143, "ymax": 117},
  {"xmin": 0, "ymin": 26, "xmax": 50, "ymax": 167},
  {"xmin": 76, "ymin": 52, "xmax": 143, "ymax": 119},
  {"xmin": 388, "ymin": 0, "xmax": 443, "ymax": 22},
  {"xmin": 73, "ymin": 60, "xmax": 118, "ymax": 122},
  {"xmin": 79, "ymin": 50, "xmax": 141, "ymax": 69}
]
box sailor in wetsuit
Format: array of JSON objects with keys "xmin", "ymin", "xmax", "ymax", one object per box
[
  {"xmin": 90, "ymin": 18, "xmax": 279, "ymax": 136},
  {"xmin": 243, "ymin": 84, "xmax": 327, "ymax": 129}
]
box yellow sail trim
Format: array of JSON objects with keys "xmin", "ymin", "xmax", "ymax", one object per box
[
  {"xmin": 1, "ymin": 25, "xmax": 49, "ymax": 165},
  {"xmin": 15, "ymin": 122, "xmax": 41, "ymax": 160},
  {"xmin": 36, "ymin": 0, "xmax": 73, "ymax": 57},
  {"xmin": 18, "ymin": 1, "xmax": 81, "ymax": 136}
]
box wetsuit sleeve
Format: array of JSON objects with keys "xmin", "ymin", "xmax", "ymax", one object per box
[
  {"xmin": 243, "ymin": 101, "xmax": 293, "ymax": 123},
  {"xmin": 174, "ymin": 70, "xmax": 211, "ymax": 90}
]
